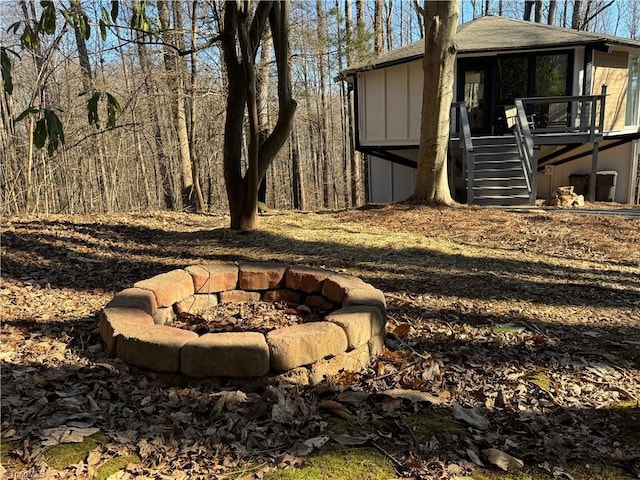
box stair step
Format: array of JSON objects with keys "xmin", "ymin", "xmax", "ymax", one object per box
[
  {"xmin": 473, "ymin": 187, "xmax": 530, "ymax": 196},
  {"xmin": 472, "ymin": 135, "xmax": 518, "ymax": 146},
  {"xmin": 474, "ymin": 159, "xmax": 522, "ymax": 166},
  {"xmin": 473, "ymin": 146, "xmax": 519, "ymax": 154},
  {"xmin": 474, "ymin": 168, "xmax": 524, "ymax": 176},
  {"xmin": 473, "ymin": 195, "xmax": 531, "ymax": 207}
]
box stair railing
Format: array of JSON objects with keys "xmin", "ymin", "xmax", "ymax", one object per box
[
  {"xmin": 513, "ymin": 100, "xmax": 537, "ymax": 205},
  {"xmin": 452, "ymin": 102, "xmax": 475, "ymax": 204}
]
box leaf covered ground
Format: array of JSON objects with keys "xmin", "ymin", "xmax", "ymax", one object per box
[{"xmin": 1, "ymin": 205, "xmax": 639, "ymax": 479}]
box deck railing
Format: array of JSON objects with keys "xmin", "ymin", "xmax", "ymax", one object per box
[
  {"xmin": 451, "ymin": 102, "xmax": 475, "ymax": 204},
  {"xmin": 517, "ymin": 85, "xmax": 607, "ymax": 141},
  {"xmin": 513, "ymin": 100, "xmax": 537, "ymax": 205}
]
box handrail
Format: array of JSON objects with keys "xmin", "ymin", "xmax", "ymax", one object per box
[
  {"xmin": 514, "ymin": 99, "xmax": 537, "ymax": 204},
  {"xmin": 451, "ymin": 102, "xmax": 475, "ymax": 204},
  {"xmin": 518, "ymin": 87, "xmax": 607, "ymax": 141}
]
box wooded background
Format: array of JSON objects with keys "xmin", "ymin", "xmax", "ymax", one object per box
[{"xmin": 2, "ymin": 0, "xmax": 638, "ymax": 215}]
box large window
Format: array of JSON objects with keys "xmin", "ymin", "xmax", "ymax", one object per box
[
  {"xmin": 535, "ymin": 54, "xmax": 569, "ymax": 97},
  {"xmin": 498, "ymin": 52, "xmax": 570, "ymax": 104},
  {"xmin": 626, "ymin": 54, "xmax": 640, "ymax": 126},
  {"xmin": 498, "ymin": 52, "xmax": 570, "ymax": 129}
]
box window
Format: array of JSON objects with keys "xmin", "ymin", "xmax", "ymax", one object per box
[
  {"xmin": 535, "ymin": 54, "xmax": 569, "ymax": 96},
  {"xmin": 626, "ymin": 54, "xmax": 640, "ymax": 126}
]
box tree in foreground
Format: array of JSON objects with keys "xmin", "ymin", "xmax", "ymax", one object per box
[
  {"xmin": 412, "ymin": 0, "xmax": 458, "ymax": 206},
  {"xmin": 221, "ymin": 1, "xmax": 297, "ymax": 231}
]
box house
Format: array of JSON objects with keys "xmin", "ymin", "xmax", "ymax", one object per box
[{"xmin": 341, "ymin": 16, "xmax": 640, "ymax": 205}]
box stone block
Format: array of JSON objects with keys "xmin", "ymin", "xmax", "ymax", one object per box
[
  {"xmin": 305, "ymin": 295, "xmax": 337, "ymax": 311},
  {"xmin": 368, "ymin": 331, "xmax": 386, "ymax": 358},
  {"xmin": 99, "ymin": 307, "xmax": 155, "ymax": 355},
  {"xmin": 239, "ymin": 262, "xmax": 288, "ymax": 291},
  {"xmin": 186, "ymin": 263, "xmax": 238, "ymax": 293},
  {"xmin": 181, "ymin": 332, "xmax": 270, "ymax": 377},
  {"xmin": 106, "ymin": 288, "xmax": 158, "ymax": 316},
  {"xmin": 285, "ymin": 266, "xmax": 332, "ymax": 293},
  {"xmin": 134, "ymin": 269, "xmax": 194, "ymax": 307},
  {"xmin": 261, "ymin": 289, "xmax": 301, "ymax": 304},
  {"xmin": 219, "ymin": 290, "xmax": 261, "ymax": 304},
  {"xmin": 343, "ymin": 286, "xmax": 386, "ymax": 309},
  {"xmin": 321, "ymin": 275, "xmax": 367, "ymax": 305},
  {"xmin": 326, "ymin": 306, "xmax": 386, "ymax": 349},
  {"xmin": 116, "ymin": 324, "xmax": 197, "ymax": 372},
  {"xmin": 273, "ymin": 367, "xmax": 310, "ymax": 386},
  {"xmin": 266, "ymin": 322, "xmax": 348, "ymax": 371},
  {"xmin": 309, "ymin": 343, "xmax": 371, "ymax": 384},
  {"xmin": 176, "ymin": 294, "xmax": 219, "ymax": 315},
  {"xmin": 153, "ymin": 307, "xmax": 175, "ymax": 326}
]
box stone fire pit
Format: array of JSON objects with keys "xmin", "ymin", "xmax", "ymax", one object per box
[{"xmin": 99, "ymin": 263, "xmax": 386, "ymax": 384}]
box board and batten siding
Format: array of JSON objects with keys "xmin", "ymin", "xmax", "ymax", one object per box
[
  {"xmin": 358, "ymin": 60, "xmax": 422, "ymax": 146},
  {"xmin": 593, "ymin": 49, "xmax": 629, "ymax": 131}
]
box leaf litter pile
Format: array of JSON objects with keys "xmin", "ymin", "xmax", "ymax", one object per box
[{"xmin": 1, "ymin": 205, "xmax": 639, "ymax": 479}]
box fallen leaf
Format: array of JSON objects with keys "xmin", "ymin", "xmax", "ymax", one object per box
[
  {"xmin": 318, "ymin": 400, "xmax": 355, "ymax": 421},
  {"xmin": 482, "ymin": 448, "xmax": 524, "ymax": 472},
  {"xmin": 492, "ymin": 324, "xmax": 526, "ymax": 334},
  {"xmin": 452, "ymin": 404, "xmax": 490, "ymax": 430},
  {"xmin": 336, "ymin": 390, "xmax": 369, "ymax": 403},
  {"xmin": 40, "ymin": 426, "xmax": 101, "ymax": 446},
  {"xmin": 330, "ymin": 433, "xmax": 373, "ymax": 445},
  {"xmin": 393, "ymin": 324, "xmax": 412, "ymax": 337},
  {"xmin": 466, "ymin": 447, "xmax": 485, "ymax": 467},
  {"xmin": 382, "ymin": 388, "xmax": 447, "ymax": 405}
]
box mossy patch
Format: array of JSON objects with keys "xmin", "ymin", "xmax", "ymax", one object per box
[
  {"xmin": 405, "ymin": 410, "xmax": 468, "ymax": 439},
  {"xmin": 471, "ymin": 463, "xmax": 636, "ymax": 479},
  {"xmin": 44, "ymin": 432, "xmax": 109, "ymax": 470},
  {"xmin": 1, "ymin": 440, "xmax": 25, "ymax": 471},
  {"xmin": 527, "ymin": 372, "xmax": 551, "ymax": 392},
  {"xmin": 95, "ymin": 454, "xmax": 141, "ymax": 480},
  {"xmin": 326, "ymin": 417, "xmax": 374, "ymax": 436},
  {"xmin": 265, "ymin": 445, "xmax": 396, "ymax": 480}
]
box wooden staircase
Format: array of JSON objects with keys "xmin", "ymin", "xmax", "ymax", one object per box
[{"xmin": 470, "ymin": 135, "xmax": 531, "ymax": 206}]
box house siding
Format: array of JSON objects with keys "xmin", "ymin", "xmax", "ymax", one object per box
[
  {"xmin": 358, "ymin": 60, "xmax": 422, "ymax": 146},
  {"xmin": 594, "ymin": 50, "xmax": 629, "ymax": 131}
]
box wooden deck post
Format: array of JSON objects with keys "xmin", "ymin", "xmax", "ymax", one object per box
[{"xmin": 589, "ymin": 142, "xmax": 599, "ymax": 202}]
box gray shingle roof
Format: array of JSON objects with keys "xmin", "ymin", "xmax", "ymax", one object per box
[{"xmin": 342, "ymin": 15, "xmax": 640, "ymax": 76}]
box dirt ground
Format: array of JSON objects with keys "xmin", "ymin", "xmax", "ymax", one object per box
[{"xmin": 1, "ymin": 205, "xmax": 639, "ymax": 479}]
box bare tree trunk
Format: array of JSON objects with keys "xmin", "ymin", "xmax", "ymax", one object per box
[
  {"xmin": 290, "ymin": 124, "xmax": 305, "ymax": 209},
  {"xmin": 385, "ymin": 0, "xmax": 393, "ymax": 51},
  {"xmin": 69, "ymin": 0, "xmax": 92, "ymax": 89},
  {"xmin": 257, "ymin": 33, "xmax": 272, "ymax": 207},
  {"xmin": 345, "ymin": 0, "xmax": 362, "ymax": 206},
  {"xmin": 548, "ymin": 1, "xmax": 557, "ymax": 24},
  {"xmin": 535, "ymin": 1, "xmax": 543, "ymax": 22},
  {"xmin": 158, "ymin": 0, "xmax": 195, "ymax": 211},
  {"xmin": 316, "ymin": 1, "xmax": 332, "ymax": 208},
  {"xmin": 189, "ymin": 1, "xmax": 206, "ymax": 212},
  {"xmin": 413, "ymin": 0, "xmax": 458, "ymax": 205},
  {"xmin": 134, "ymin": 0, "xmax": 173, "ymax": 209},
  {"xmin": 499, "ymin": 0, "xmax": 503, "ymax": 16},
  {"xmin": 374, "ymin": 0, "xmax": 383, "ymax": 54},
  {"xmin": 524, "ymin": 1, "xmax": 534, "ymax": 20},
  {"xmin": 221, "ymin": 2, "xmax": 296, "ymax": 231},
  {"xmin": 572, "ymin": 0, "xmax": 583, "ymax": 29}
]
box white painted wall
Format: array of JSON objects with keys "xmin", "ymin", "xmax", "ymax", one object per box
[
  {"xmin": 367, "ymin": 151, "xmax": 417, "ymax": 203},
  {"xmin": 359, "ymin": 61, "xmax": 422, "ymax": 146}
]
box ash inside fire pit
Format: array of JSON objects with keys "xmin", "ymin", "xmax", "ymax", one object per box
[{"xmin": 174, "ymin": 301, "xmax": 326, "ymax": 336}]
